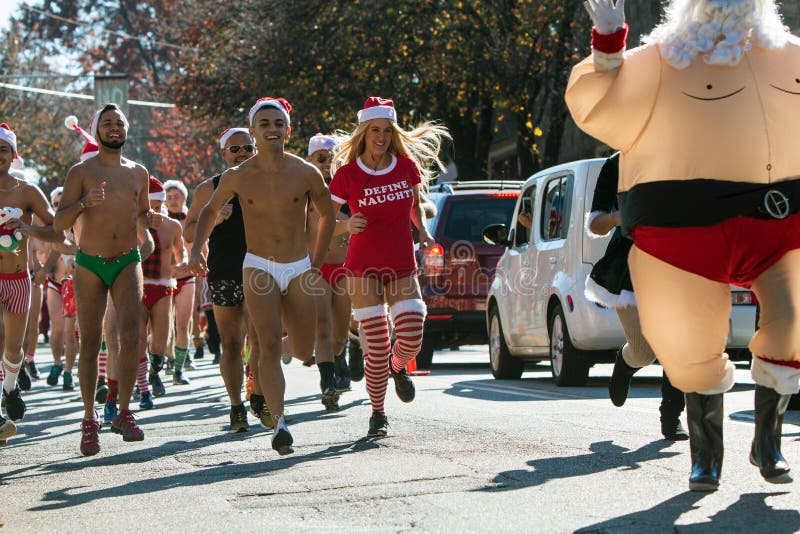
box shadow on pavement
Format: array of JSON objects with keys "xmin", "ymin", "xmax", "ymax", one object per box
[
  {"xmin": 576, "ymin": 492, "xmax": 798, "ymax": 533},
  {"xmin": 25, "ymin": 438, "xmax": 381, "ymax": 511},
  {"xmin": 477, "ymin": 440, "xmax": 680, "ymax": 492}
]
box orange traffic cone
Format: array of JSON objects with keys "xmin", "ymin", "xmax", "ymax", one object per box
[{"xmin": 406, "ymin": 357, "xmax": 430, "ymax": 376}]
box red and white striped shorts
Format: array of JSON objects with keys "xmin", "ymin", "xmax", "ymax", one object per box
[{"xmin": 0, "ymin": 271, "xmax": 32, "ymax": 314}]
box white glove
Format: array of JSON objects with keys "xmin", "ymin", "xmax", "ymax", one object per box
[{"xmin": 584, "ymin": 0, "xmax": 626, "ymax": 35}]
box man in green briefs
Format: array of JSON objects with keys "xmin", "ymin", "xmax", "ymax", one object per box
[{"xmin": 56, "ymin": 103, "xmax": 156, "ymax": 456}]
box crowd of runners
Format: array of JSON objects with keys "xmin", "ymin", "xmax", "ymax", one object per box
[{"xmin": 0, "ymin": 95, "xmax": 449, "ymax": 456}]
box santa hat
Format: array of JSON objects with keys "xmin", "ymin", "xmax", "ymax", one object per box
[
  {"xmin": 64, "ymin": 116, "xmax": 100, "ymax": 161},
  {"xmin": 50, "ymin": 186, "xmax": 64, "ymax": 204},
  {"xmin": 149, "ymin": 176, "xmax": 166, "ymax": 201},
  {"xmin": 89, "ymin": 106, "xmax": 129, "ymax": 138},
  {"xmin": 0, "ymin": 123, "xmax": 25, "ymax": 170},
  {"xmin": 248, "ymin": 97, "xmax": 292, "ymax": 126},
  {"xmin": 219, "ymin": 127, "xmax": 251, "ymax": 150},
  {"xmin": 357, "ymin": 97, "xmax": 397, "ymax": 123},
  {"xmin": 308, "ymin": 133, "xmax": 336, "ymax": 156},
  {"xmin": 163, "ymin": 179, "xmax": 188, "ymax": 199}
]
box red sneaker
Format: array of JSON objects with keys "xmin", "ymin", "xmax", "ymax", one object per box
[
  {"xmin": 111, "ymin": 410, "xmax": 144, "ymax": 442},
  {"xmin": 80, "ymin": 418, "xmax": 101, "ymax": 456}
]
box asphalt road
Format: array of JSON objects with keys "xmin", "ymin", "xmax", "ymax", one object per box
[{"xmin": 1, "ymin": 344, "xmax": 798, "ymax": 533}]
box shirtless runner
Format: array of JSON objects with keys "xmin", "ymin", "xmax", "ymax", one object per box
[
  {"xmin": 55, "ymin": 104, "xmax": 157, "ymax": 456},
  {"xmin": 189, "ymin": 97, "xmax": 335, "ymax": 455}
]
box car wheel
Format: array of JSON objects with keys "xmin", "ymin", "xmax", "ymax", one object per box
[
  {"xmin": 549, "ymin": 304, "xmax": 589, "ymax": 387},
  {"xmin": 416, "ymin": 335, "xmax": 435, "ymax": 370},
  {"xmin": 489, "ymin": 307, "xmax": 523, "ymax": 379}
]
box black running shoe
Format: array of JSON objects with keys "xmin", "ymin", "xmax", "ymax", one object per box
[
  {"xmin": 348, "ymin": 337, "xmax": 364, "ymax": 382},
  {"xmin": 321, "ymin": 386, "xmax": 340, "ymax": 413},
  {"xmin": 334, "ymin": 351, "xmax": 351, "ymax": 391},
  {"xmin": 46, "ymin": 364, "xmax": 63, "ymax": 386},
  {"xmin": 368, "ymin": 411, "xmax": 389, "ymax": 437},
  {"xmin": 27, "ymin": 360, "xmax": 39, "ymax": 380},
  {"xmin": 62, "ymin": 372, "xmax": 75, "ymax": 391},
  {"xmin": 271, "ymin": 424, "xmax": 294, "ymax": 455},
  {"xmin": 17, "ymin": 364, "xmax": 31, "ymax": 391},
  {"xmin": 193, "ymin": 344, "xmax": 204, "ymax": 360},
  {"xmin": 212, "ymin": 353, "xmax": 220, "ymax": 365},
  {"xmin": 172, "ymin": 370, "xmax": 190, "ymax": 385},
  {"xmin": 149, "ymin": 372, "xmax": 166, "ymax": 397},
  {"xmin": 229, "ymin": 403, "xmax": 249, "ymax": 433},
  {"xmin": 389, "ymin": 356, "xmax": 415, "ymax": 403},
  {"xmin": 95, "ymin": 378, "xmax": 109, "ymax": 404},
  {"xmin": 3, "ymin": 387, "xmax": 26, "ymax": 422}
]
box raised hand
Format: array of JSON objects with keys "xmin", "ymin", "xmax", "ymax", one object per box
[{"xmin": 584, "ymin": 0, "xmax": 625, "ymax": 35}]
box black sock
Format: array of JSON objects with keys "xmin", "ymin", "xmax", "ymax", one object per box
[{"xmin": 318, "ymin": 362, "xmax": 335, "ymax": 391}]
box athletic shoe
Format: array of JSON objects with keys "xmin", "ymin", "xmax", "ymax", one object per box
[
  {"xmin": 2, "ymin": 387, "xmax": 26, "ymax": 422},
  {"xmin": 302, "ymin": 356, "xmax": 316, "ymax": 367},
  {"xmin": 17, "ymin": 364, "xmax": 31, "ymax": 391},
  {"xmin": 281, "ymin": 353, "xmax": 292, "ymax": 365},
  {"xmin": 0, "ymin": 413, "xmax": 16, "ymax": 442},
  {"xmin": 193, "ymin": 344, "xmax": 204, "ymax": 360},
  {"xmin": 46, "ymin": 364, "xmax": 63, "ymax": 386},
  {"xmin": 334, "ymin": 351, "xmax": 351, "ymax": 391},
  {"xmin": 27, "ymin": 360, "xmax": 40, "ymax": 381},
  {"xmin": 149, "ymin": 372, "xmax": 166, "ymax": 397},
  {"xmin": 172, "ymin": 370, "xmax": 190, "ymax": 385},
  {"xmin": 321, "ymin": 386, "xmax": 340, "ymax": 413},
  {"xmin": 165, "ymin": 358, "xmax": 174, "ymax": 375},
  {"xmin": 132, "ymin": 385, "xmax": 141, "ymax": 401},
  {"xmin": 368, "ymin": 411, "xmax": 389, "ymax": 437},
  {"xmin": 138, "ymin": 391, "xmax": 155, "ymax": 410},
  {"xmin": 212, "ymin": 353, "xmax": 220, "ymax": 365},
  {"xmin": 249, "ymin": 394, "xmax": 274, "ymax": 429},
  {"xmin": 79, "ymin": 418, "xmax": 101, "ymax": 456},
  {"xmin": 348, "ymin": 338, "xmax": 364, "ymax": 382},
  {"xmin": 271, "ymin": 417, "xmax": 294, "ymax": 455},
  {"xmin": 95, "ymin": 379, "xmax": 109, "ymax": 404},
  {"xmin": 184, "ymin": 357, "xmax": 195, "ymax": 371},
  {"xmin": 103, "ymin": 400, "xmax": 118, "ymax": 426},
  {"xmin": 111, "ymin": 409, "xmax": 144, "ymax": 441},
  {"xmin": 229, "ymin": 403, "xmax": 249, "ymax": 433},
  {"xmin": 389, "ymin": 356, "xmax": 415, "ymax": 403},
  {"xmin": 62, "ymin": 372, "xmax": 75, "ymax": 391}
]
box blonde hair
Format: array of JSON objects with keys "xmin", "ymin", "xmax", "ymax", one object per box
[
  {"xmin": 332, "ymin": 119, "xmax": 451, "ymax": 188},
  {"xmin": 643, "ymin": 0, "xmax": 788, "ymax": 69}
]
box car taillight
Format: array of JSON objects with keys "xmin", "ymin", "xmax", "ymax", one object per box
[
  {"xmin": 423, "ymin": 244, "xmax": 444, "ymax": 276},
  {"xmin": 732, "ymin": 291, "xmax": 757, "ymax": 306},
  {"xmin": 493, "ymin": 192, "xmax": 519, "ymax": 198}
]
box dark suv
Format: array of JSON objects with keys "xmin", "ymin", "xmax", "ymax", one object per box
[{"xmin": 416, "ymin": 181, "xmax": 522, "ymax": 368}]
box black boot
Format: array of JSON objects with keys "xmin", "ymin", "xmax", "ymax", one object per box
[
  {"xmin": 608, "ymin": 349, "xmax": 639, "ymax": 407},
  {"xmin": 660, "ymin": 373, "xmax": 688, "ymax": 441},
  {"xmin": 685, "ymin": 392, "xmax": 724, "ymax": 491},
  {"xmin": 750, "ymin": 385, "xmax": 792, "ymax": 483}
]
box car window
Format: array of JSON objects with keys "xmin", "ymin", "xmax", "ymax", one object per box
[
  {"xmin": 540, "ymin": 175, "xmax": 572, "ymax": 241},
  {"xmin": 425, "ymin": 193, "xmax": 448, "ymax": 233},
  {"xmin": 515, "ymin": 185, "xmax": 535, "ymax": 246},
  {"xmin": 441, "ymin": 197, "xmax": 518, "ymax": 243}
]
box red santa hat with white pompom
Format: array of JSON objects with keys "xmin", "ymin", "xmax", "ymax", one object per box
[
  {"xmin": 357, "ymin": 97, "xmax": 397, "ymax": 123},
  {"xmin": 64, "ymin": 115, "xmax": 99, "ymax": 161},
  {"xmin": 0, "ymin": 123, "xmax": 25, "ymax": 172}
]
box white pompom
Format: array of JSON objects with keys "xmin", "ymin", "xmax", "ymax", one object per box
[{"xmin": 64, "ymin": 115, "xmax": 78, "ymax": 129}]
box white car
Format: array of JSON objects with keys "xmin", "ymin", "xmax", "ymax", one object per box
[{"xmin": 483, "ymin": 158, "xmax": 757, "ymax": 386}]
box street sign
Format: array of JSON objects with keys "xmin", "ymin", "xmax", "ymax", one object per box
[{"xmin": 94, "ymin": 74, "xmax": 129, "ymax": 116}]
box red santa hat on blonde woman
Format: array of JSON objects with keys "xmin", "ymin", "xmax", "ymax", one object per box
[
  {"xmin": 149, "ymin": 176, "xmax": 166, "ymax": 201},
  {"xmin": 0, "ymin": 123, "xmax": 25, "ymax": 171},
  {"xmin": 64, "ymin": 116, "xmax": 100, "ymax": 161},
  {"xmin": 357, "ymin": 97, "xmax": 397, "ymax": 123},
  {"xmin": 219, "ymin": 128, "xmax": 251, "ymax": 149},
  {"xmin": 248, "ymin": 97, "xmax": 292, "ymax": 126}
]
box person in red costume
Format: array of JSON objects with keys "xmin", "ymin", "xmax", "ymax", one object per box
[
  {"xmin": 328, "ymin": 97, "xmax": 449, "ymax": 437},
  {"xmin": 566, "ymin": 0, "xmax": 800, "ymax": 491}
]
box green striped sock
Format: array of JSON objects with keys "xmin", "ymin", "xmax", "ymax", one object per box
[{"xmin": 174, "ymin": 346, "xmax": 189, "ymax": 371}]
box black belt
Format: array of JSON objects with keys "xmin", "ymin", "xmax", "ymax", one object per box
[{"xmin": 618, "ymin": 178, "xmax": 800, "ymax": 235}]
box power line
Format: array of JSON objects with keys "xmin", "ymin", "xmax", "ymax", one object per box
[
  {"xmin": 0, "ymin": 82, "xmax": 176, "ymax": 108},
  {"xmin": 20, "ymin": 4, "xmax": 199, "ymax": 53}
]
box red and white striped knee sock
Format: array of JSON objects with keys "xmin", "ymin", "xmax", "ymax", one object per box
[
  {"xmin": 137, "ymin": 355, "xmax": 150, "ymax": 394},
  {"xmin": 98, "ymin": 345, "xmax": 108, "ymax": 381},
  {"xmin": 2, "ymin": 356, "xmax": 22, "ymax": 394},
  {"xmin": 354, "ymin": 306, "xmax": 391, "ymax": 413},
  {"xmin": 390, "ymin": 300, "xmax": 427, "ymax": 373}
]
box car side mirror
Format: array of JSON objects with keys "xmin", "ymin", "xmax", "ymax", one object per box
[{"xmin": 483, "ymin": 224, "xmax": 510, "ymax": 247}]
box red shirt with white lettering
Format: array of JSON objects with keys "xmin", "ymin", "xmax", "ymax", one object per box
[{"xmin": 329, "ymin": 154, "xmax": 421, "ymax": 275}]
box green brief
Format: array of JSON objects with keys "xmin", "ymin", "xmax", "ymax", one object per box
[{"xmin": 75, "ymin": 248, "xmax": 142, "ymax": 287}]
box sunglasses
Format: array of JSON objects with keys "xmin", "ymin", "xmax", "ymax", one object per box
[
  {"xmin": 315, "ymin": 153, "xmax": 332, "ymax": 164},
  {"xmin": 227, "ymin": 144, "xmax": 254, "ymax": 154}
]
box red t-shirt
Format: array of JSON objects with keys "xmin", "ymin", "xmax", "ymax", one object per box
[{"xmin": 329, "ymin": 154, "xmax": 421, "ymax": 275}]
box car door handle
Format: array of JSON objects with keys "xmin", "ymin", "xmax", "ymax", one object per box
[{"xmin": 548, "ymin": 257, "xmax": 557, "ymax": 264}]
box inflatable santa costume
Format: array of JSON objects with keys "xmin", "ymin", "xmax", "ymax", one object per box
[{"xmin": 566, "ymin": 0, "xmax": 800, "ymax": 491}]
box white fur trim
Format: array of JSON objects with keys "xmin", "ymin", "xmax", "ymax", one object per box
[
  {"xmin": 357, "ymin": 105, "xmax": 397, "ymax": 123},
  {"xmin": 751, "ymin": 357, "xmax": 800, "ymax": 395},
  {"xmin": 584, "ymin": 275, "xmax": 637, "ymax": 308},
  {"xmin": 592, "ymin": 49, "xmax": 623, "ymax": 71},
  {"xmin": 698, "ymin": 361, "xmax": 735, "ymax": 394},
  {"xmin": 585, "ymin": 211, "xmax": 614, "ymax": 239},
  {"xmin": 308, "ymin": 134, "xmax": 336, "ymax": 156},
  {"xmin": 50, "ymin": 187, "xmax": 64, "ymax": 203},
  {"xmin": 248, "ymin": 100, "xmax": 290, "ymax": 126},
  {"xmin": 352, "ymin": 304, "xmax": 388, "ymax": 321},
  {"xmin": 149, "ymin": 191, "xmax": 166, "ymax": 201},
  {"xmin": 390, "ymin": 299, "xmax": 427, "ymax": 319},
  {"xmin": 219, "ymin": 128, "xmax": 251, "ymax": 149},
  {"xmin": 162, "ymin": 180, "xmax": 188, "ymax": 199},
  {"xmin": 330, "ymin": 194, "xmax": 346, "ymax": 205},
  {"xmin": 0, "ymin": 126, "xmax": 17, "ymax": 155}
]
